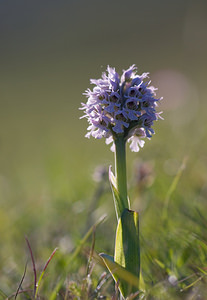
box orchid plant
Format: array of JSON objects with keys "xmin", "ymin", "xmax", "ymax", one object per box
[{"xmin": 80, "ymin": 65, "xmax": 162, "ymax": 299}]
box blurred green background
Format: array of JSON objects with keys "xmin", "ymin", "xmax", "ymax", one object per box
[{"xmin": 1, "ymin": 0, "xmax": 207, "ymax": 296}]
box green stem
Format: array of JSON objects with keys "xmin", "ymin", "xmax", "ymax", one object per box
[{"xmin": 114, "ymin": 135, "xmax": 130, "ymax": 216}]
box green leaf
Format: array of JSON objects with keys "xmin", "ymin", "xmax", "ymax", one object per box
[
  {"xmin": 114, "ymin": 209, "xmax": 140, "ymax": 297},
  {"xmin": 100, "ymin": 253, "xmax": 140, "ymax": 298},
  {"xmin": 109, "ymin": 166, "xmax": 122, "ymax": 220}
]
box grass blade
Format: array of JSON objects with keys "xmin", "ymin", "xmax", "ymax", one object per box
[
  {"xmin": 25, "ymin": 236, "xmax": 37, "ymax": 297},
  {"xmin": 35, "ymin": 248, "xmax": 58, "ymax": 298},
  {"xmin": 162, "ymin": 157, "xmax": 188, "ymax": 220},
  {"xmin": 15, "ymin": 261, "xmax": 28, "ymax": 300}
]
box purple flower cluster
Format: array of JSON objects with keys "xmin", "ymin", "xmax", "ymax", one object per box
[{"xmin": 80, "ymin": 65, "xmax": 162, "ymax": 152}]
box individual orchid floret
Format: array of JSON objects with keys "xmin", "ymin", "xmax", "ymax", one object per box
[{"xmin": 80, "ymin": 65, "xmax": 162, "ymax": 152}]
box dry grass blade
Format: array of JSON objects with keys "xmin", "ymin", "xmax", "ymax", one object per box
[
  {"xmin": 25, "ymin": 236, "xmax": 37, "ymax": 297},
  {"xmin": 14, "ymin": 261, "xmax": 28, "ymax": 300},
  {"xmin": 127, "ymin": 290, "xmax": 142, "ymax": 299},
  {"xmin": 111, "ymin": 280, "xmax": 119, "ymax": 300}
]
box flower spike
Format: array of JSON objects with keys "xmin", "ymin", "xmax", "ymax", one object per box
[{"xmin": 80, "ymin": 65, "xmax": 162, "ymax": 152}]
